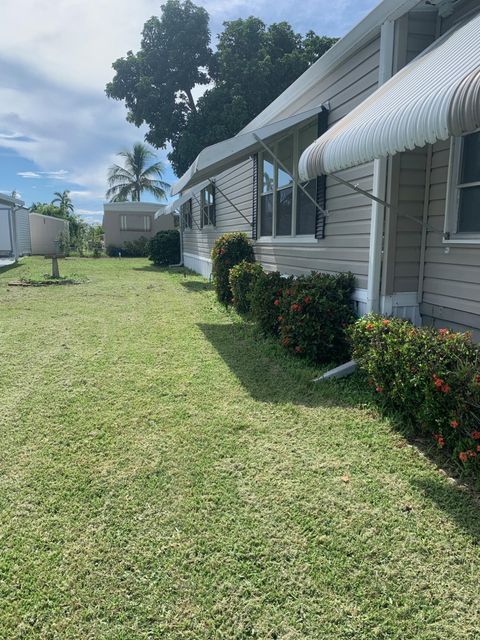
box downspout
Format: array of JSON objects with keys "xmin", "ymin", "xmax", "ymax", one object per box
[
  {"xmin": 366, "ymin": 20, "xmax": 395, "ymax": 314},
  {"xmin": 10, "ymin": 206, "xmax": 19, "ymax": 261}
]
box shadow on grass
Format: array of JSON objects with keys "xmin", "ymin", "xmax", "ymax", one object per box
[
  {"xmin": 197, "ymin": 321, "xmax": 362, "ymax": 408},
  {"xmin": 181, "ymin": 280, "xmax": 213, "ymax": 293},
  {"xmin": 132, "ymin": 264, "xmax": 168, "ymax": 272},
  {"xmin": 0, "ymin": 262, "xmax": 20, "ymax": 275},
  {"xmin": 412, "ymin": 475, "xmax": 480, "ymax": 541}
]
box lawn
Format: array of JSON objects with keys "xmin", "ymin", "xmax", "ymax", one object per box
[{"xmin": 1, "ymin": 257, "xmax": 480, "ymax": 639}]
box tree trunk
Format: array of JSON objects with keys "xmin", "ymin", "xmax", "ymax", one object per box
[{"xmin": 185, "ymin": 89, "xmax": 197, "ymax": 114}]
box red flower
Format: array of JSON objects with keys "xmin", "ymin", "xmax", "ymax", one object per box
[
  {"xmin": 383, "ymin": 319, "xmax": 390, "ymax": 326},
  {"xmin": 366, "ymin": 323, "xmax": 374, "ymax": 331},
  {"xmin": 441, "ymin": 384, "xmax": 450, "ymax": 394},
  {"xmin": 476, "ymin": 445, "xmax": 480, "ymax": 453},
  {"xmin": 472, "ymin": 431, "xmax": 480, "ymax": 440},
  {"xmin": 274, "ymin": 299, "xmax": 280, "ymax": 306},
  {"xmin": 438, "ymin": 328, "xmax": 449, "ymax": 336},
  {"xmin": 459, "ymin": 451, "xmax": 468, "ymax": 463},
  {"xmin": 277, "ymin": 315, "xmax": 283, "ymax": 322},
  {"xmin": 434, "ymin": 434, "xmax": 445, "ymax": 448},
  {"xmin": 450, "ymin": 420, "xmax": 459, "ymax": 429},
  {"xmin": 375, "ymin": 386, "xmax": 383, "ymax": 393},
  {"xmin": 303, "ymin": 296, "xmax": 312, "ymax": 304},
  {"xmin": 291, "ymin": 303, "xmax": 302, "ymax": 313},
  {"xmin": 468, "ymin": 449, "xmax": 477, "ymax": 459},
  {"xmin": 476, "ymin": 374, "xmax": 480, "ymax": 385}
]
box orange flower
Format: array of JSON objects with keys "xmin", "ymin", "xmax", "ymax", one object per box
[
  {"xmin": 366, "ymin": 323, "xmax": 374, "ymax": 331},
  {"xmin": 281, "ymin": 337, "xmax": 290, "ymax": 346},
  {"xmin": 459, "ymin": 451, "xmax": 468, "ymax": 463},
  {"xmin": 434, "ymin": 434, "xmax": 445, "ymax": 448},
  {"xmin": 438, "ymin": 328, "xmax": 449, "ymax": 336},
  {"xmin": 450, "ymin": 420, "xmax": 459, "ymax": 429},
  {"xmin": 383, "ymin": 319, "xmax": 390, "ymax": 326},
  {"xmin": 290, "ymin": 303, "xmax": 302, "ymax": 313}
]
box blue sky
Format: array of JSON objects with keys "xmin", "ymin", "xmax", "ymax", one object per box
[{"xmin": 0, "ymin": 0, "xmax": 377, "ymax": 224}]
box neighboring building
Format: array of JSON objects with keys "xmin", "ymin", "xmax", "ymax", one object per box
[
  {"xmin": 102, "ymin": 202, "xmax": 176, "ymax": 250},
  {"xmin": 169, "ymin": 0, "xmax": 480, "ymax": 339},
  {"xmin": 29, "ymin": 212, "xmax": 69, "ymax": 255},
  {"xmin": 0, "ymin": 194, "xmax": 31, "ymax": 265}
]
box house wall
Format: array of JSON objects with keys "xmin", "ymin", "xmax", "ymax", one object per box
[
  {"xmin": 103, "ymin": 207, "xmax": 175, "ymax": 248},
  {"xmin": 183, "ymin": 35, "xmax": 382, "ymax": 288},
  {"xmin": 29, "ymin": 213, "xmax": 69, "ymax": 255},
  {"xmin": 15, "ymin": 208, "xmax": 32, "ymax": 256},
  {"xmin": 0, "ymin": 208, "xmax": 13, "ymax": 256}
]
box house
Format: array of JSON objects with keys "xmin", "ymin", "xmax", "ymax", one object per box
[
  {"xmin": 102, "ymin": 202, "xmax": 176, "ymax": 251},
  {"xmin": 169, "ymin": 0, "xmax": 480, "ymax": 339},
  {"xmin": 0, "ymin": 194, "xmax": 31, "ymax": 265},
  {"xmin": 29, "ymin": 212, "xmax": 69, "ymax": 255}
]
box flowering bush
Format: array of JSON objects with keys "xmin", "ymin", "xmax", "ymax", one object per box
[
  {"xmin": 229, "ymin": 261, "xmax": 264, "ymax": 314},
  {"xmin": 350, "ymin": 315, "xmax": 480, "ymax": 472},
  {"xmin": 278, "ymin": 271, "xmax": 356, "ymax": 362},
  {"xmin": 250, "ymin": 270, "xmax": 294, "ymax": 336},
  {"xmin": 211, "ymin": 233, "xmax": 255, "ymax": 306}
]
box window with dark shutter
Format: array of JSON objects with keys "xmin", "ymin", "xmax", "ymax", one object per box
[{"xmin": 200, "ymin": 184, "xmax": 215, "ymax": 227}]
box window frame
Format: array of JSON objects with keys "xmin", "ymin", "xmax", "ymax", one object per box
[
  {"xmin": 444, "ymin": 130, "xmax": 480, "ymax": 244},
  {"xmin": 181, "ymin": 199, "xmax": 193, "ymax": 230},
  {"xmin": 257, "ymin": 119, "xmax": 320, "ymax": 243},
  {"xmin": 200, "ymin": 184, "xmax": 215, "ymax": 228},
  {"xmin": 119, "ymin": 213, "xmax": 151, "ymax": 232}
]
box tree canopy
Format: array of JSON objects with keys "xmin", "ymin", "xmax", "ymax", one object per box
[
  {"xmin": 106, "ymin": 142, "xmax": 170, "ymax": 202},
  {"xmin": 106, "ymin": 1, "xmax": 337, "ymax": 177}
]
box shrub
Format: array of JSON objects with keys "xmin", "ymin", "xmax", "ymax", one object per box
[
  {"xmin": 350, "ymin": 315, "xmax": 480, "ymax": 471},
  {"xmin": 148, "ymin": 229, "xmax": 180, "ymax": 266},
  {"xmin": 211, "ymin": 233, "xmax": 255, "ymax": 306},
  {"xmin": 106, "ymin": 236, "xmax": 150, "ymax": 258},
  {"xmin": 229, "ymin": 261, "xmax": 264, "ymax": 314},
  {"xmin": 250, "ymin": 270, "xmax": 295, "ymax": 336},
  {"xmin": 278, "ymin": 271, "xmax": 356, "ymax": 362}
]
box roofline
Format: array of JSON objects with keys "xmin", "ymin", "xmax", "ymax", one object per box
[
  {"xmin": 240, "ymin": 0, "xmax": 424, "ymax": 133},
  {"xmin": 0, "ymin": 193, "xmax": 25, "ymax": 207},
  {"xmin": 103, "ymin": 202, "xmax": 166, "ymax": 213},
  {"xmin": 29, "ymin": 211, "xmax": 70, "ymax": 222}
]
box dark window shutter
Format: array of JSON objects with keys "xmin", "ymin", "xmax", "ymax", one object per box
[
  {"xmin": 210, "ymin": 183, "xmax": 216, "ymax": 227},
  {"xmin": 315, "ymin": 108, "xmax": 329, "ymax": 239},
  {"xmin": 252, "ymin": 154, "xmax": 259, "ymax": 240}
]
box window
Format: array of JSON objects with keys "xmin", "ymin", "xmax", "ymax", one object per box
[
  {"xmin": 445, "ymin": 131, "xmax": 480, "ymax": 240},
  {"xmin": 181, "ymin": 199, "xmax": 192, "ymax": 229},
  {"xmin": 258, "ymin": 120, "xmax": 319, "ymax": 240},
  {"xmin": 120, "ymin": 214, "xmax": 151, "ymax": 232},
  {"xmin": 200, "ymin": 184, "xmax": 215, "ymax": 227}
]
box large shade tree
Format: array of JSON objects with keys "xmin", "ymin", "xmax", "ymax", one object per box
[
  {"xmin": 106, "ymin": 142, "xmax": 170, "ymax": 202},
  {"xmin": 106, "ymin": 1, "xmax": 337, "ymax": 176}
]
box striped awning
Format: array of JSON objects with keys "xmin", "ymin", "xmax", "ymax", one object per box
[{"xmin": 299, "ymin": 11, "xmax": 480, "ymax": 179}]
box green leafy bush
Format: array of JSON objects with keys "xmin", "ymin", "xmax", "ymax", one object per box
[
  {"xmin": 106, "ymin": 236, "xmax": 150, "ymax": 258},
  {"xmin": 250, "ymin": 271, "xmax": 294, "ymax": 336},
  {"xmin": 229, "ymin": 261, "xmax": 264, "ymax": 314},
  {"xmin": 350, "ymin": 315, "xmax": 480, "ymax": 471},
  {"xmin": 278, "ymin": 271, "xmax": 355, "ymax": 362},
  {"xmin": 211, "ymin": 233, "xmax": 254, "ymax": 306},
  {"xmin": 148, "ymin": 230, "xmax": 180, "ymax": 265}
]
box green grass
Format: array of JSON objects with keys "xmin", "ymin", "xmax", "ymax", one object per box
[{"xmin": 1, "ymin": 256, "xmax": 480, "ymax": 639}]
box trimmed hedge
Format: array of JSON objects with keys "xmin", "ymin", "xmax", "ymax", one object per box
[
  {"xmin": 350, "ymin": 314, "xmax": 480, "ymax": 471},
  {"xmin": 106, "ymin": 236, "xmax": 150, "ymax": 258},
  {"xmin": 229, "ymin": 261, "xmax": 264, "ymax": 314},
  {"xmin": 278, "ymin": 272, "xmax": 355, "ymax": 362},
  {"xmin": 211, "ymin": 233, "xmax": 255, "ymax": 306},
  {"xmin": 250, "ymin": 270, "xmax": 294, "ymax": 336},
  {"xmin": 148, "ymin": 229, "xmax": 180, "ymax": 266}
]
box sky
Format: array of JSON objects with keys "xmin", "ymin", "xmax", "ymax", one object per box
[{"xmin": 0, "ymin": 0, "xmax": 377, "ymax": 225}]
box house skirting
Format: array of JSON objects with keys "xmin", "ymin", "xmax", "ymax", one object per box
[
  {"xmin": 353, "ymin": 289, "xmax": 420, "ymax": 324},
  {"xmin": 184, "ymin": 252, "xmax": 212, "ymax": 278}
]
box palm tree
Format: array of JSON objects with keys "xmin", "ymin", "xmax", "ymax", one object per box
[
  {"xmin": 52, "ymin": 190, "xmax": 74, "ymax": 217},
  {"xmin": 106, "ymin": 143, "xmax": 170, "ymax": 202}
]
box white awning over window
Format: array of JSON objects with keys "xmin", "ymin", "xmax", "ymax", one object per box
[
  {"xmin": 171, "ymin": 105, "xmax": 326, "ymax": 196},
  {"xmin": 299, "ymin": 11, "xmax": 480, "ymax": 179},
  {"xmin": 156, "ymin": 180, "xmax": 210, "ymax": 217}
]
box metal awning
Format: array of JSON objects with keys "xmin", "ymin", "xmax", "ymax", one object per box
[
  {"xmin": 171, "ymin": 105, "xmax": 326, "ymax": 195},
  {"xmin": 156, "ymin": 180, "xmax": 210, "ymax": 217},
  {"xmin": 299, "ymin": 11, "xmax": 480, "ymax": 179}
]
